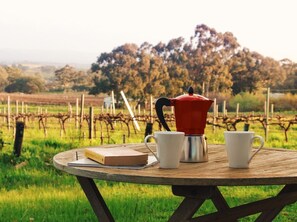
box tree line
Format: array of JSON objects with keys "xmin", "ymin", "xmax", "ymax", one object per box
[
  {"xmin": 0, "ymin": 24, "xmax": 297, "ymax": 105},
  {"xmin": 90, "ymin": 24, "xmax": 297, "ymax": 105}
]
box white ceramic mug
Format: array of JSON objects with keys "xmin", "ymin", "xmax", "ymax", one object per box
[
  {"xmin": 144, "ymin": 131, "xmax": 185, "ymax": 168},
  {"xmin": 224, "ymin": 131, "xmax": 264, "ymax": 168}
]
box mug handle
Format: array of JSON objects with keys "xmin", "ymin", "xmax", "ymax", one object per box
[
  {"xmin": 144, "ymin": 135, "xmax": 160, "ymax": 162},
  {"xmin": 248, "ymin": 135, "xmax": 264, "ymax": 163}
]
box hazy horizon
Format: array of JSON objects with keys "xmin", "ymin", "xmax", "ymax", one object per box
[{"xmin": 0, "ymin": 48, "xmax": 96, "ymax": 68}]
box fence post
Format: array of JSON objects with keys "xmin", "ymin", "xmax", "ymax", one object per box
[
  {"xmin": 14, "ymin": 121, "xmax": 25, "ymax": 157},
  {"xmin": 89, "ymin": 107, "xmax": 94, "ymax": 139}
]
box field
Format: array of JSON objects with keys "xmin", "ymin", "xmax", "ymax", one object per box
[
  {"xmin": 0, "ymin": 92, "xmax": 104, "ymax": 106},
  {"xmin": 0, "ymin": 94, "xmax": 297, "ymax": 221}
]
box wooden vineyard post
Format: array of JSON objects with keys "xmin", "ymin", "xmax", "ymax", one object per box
[
  {"xmin": 80, "ymin": 94, "xmax": 85, "ymax": 129},
  {"xmin": 21, "ymin": 101, "xmax": 24, "ymax": 113},
  {"xmin": 68, "ymin": 102, "xmax": 72, "ymax": 118},
  {"xmin": 111, "ymin": 91, "xmax": 116, "ymax": 127},
  {"xmin": 89, "ymin": 107, "xmax": 94, "ymax": 139},
  {"xmin": 7, "ymin": 96, "xmax": 11, "ymax": 131},
  {"xmin": 21, "ymin": 101, "xmax": 25, "ymax": 122},
  {"xmin": 111, "ymin": 90, "xmax": 115, "ymax": 115},
  {"xmin": 14, "ymin": 121, "xmax": 25, "ymax": 157},
  {"xmin": 150, "ymin": 95, "xmax": 154, "ymax": 123},
  {"xmin": 212, "ymin": 98, "xmax": 217, "ymax": 132},
  {"xmin": 120, "ymin": 90, "xmax": 140, "ymax": 132},
  {"xmin": 223, "ymin": 100, "xmax": 227, "ymax": 117},
  {"xmin": 265, "ymin": 87, "xmax": 270, "ymax": 141},
  {"xmin": 138, "ymin": 104, "xmax": 141, "ymax": 120},
  {"xmin": 16, "ymin": 100, "xmax": 19, "ymax": 115},
  {"xmin": 75, "ymin": 98, "xmax": 79, "ymax": 128}
]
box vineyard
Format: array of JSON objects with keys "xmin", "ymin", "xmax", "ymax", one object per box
[
  {"xmin": 0, "ymin": 110, "xmax": 296, "ymax": 143},
  {"xmin": 0, "ymin": 92, "xmax": 296, "ymax": 145}
]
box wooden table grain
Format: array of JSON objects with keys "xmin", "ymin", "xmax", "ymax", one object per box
[{"xmin": 53, "ymin": 143, "xmax": 297, "ymax": 222}]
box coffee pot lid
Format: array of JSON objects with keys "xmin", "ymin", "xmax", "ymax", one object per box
[{"xmin": 173, "ymin": 87, "xmax": 212, "ymax": 102}]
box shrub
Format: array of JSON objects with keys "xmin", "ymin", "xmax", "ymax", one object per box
[
  {"xmin": 228, "ymin": 92, "xmax": 265, "ymax": 112},
  {"xmin": 271, "ymin": 93, "xmax": 297, "ymax": 111}
]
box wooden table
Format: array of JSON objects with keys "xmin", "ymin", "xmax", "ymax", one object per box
[{"xmin": 53, "ymin": 143, "xmax": 297, "ymax": 222}]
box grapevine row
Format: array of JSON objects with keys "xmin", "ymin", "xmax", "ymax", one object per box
[{"xmin": 0, "ymin": 112, "xmax": 296, "ymax": 143}]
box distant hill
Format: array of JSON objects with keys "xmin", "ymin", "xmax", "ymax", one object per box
[{"xmin": 0, "ymin": 48, "xmax": 97, "ymax": 69}]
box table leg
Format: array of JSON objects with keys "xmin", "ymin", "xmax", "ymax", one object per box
[
  {"xmin": 168, "ymin": 196, "xmax": 205, "ymax": 222},
  {"xmin": 255, "ymin": 184, "xmax": 297, "ymax": 222},
  {"xmin": 171, "ymin": 184, "xmax": 297, "ymax": 222},
  {"xmin": 169, "ymin": 186, "xmax": 236, "ymax": 222},
  {"xmin": 76, "ymin": 176, "xmax": 115, "ymax": 222}
]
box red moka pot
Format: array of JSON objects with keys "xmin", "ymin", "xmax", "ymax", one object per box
[{"xmin": 155, "ymin": 87, "xmax": 213, "ymax": 162}]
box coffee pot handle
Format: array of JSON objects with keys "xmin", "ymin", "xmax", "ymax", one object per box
[{"xmin": 155, "ymin": 97, "xmax": 171, "ymax": 131}]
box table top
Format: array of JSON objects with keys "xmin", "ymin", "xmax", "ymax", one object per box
[{"xmin": 53, "ymin": 143, "xmax": 297, "ymax": 186}]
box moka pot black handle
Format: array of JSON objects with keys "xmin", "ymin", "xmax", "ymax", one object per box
[{"xmin": 155, "ymin": 97, "xmax": 171, "ymax": 131}]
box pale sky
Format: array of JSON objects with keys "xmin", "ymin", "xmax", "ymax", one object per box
[{"xmin": 0, "ymin": 0, "xmax": 297, "ymax": 65}]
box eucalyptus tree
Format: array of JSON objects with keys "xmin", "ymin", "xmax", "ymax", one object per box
[
  {"xmin": 159, "ymin": 37, "xmax": 192, "ymax": 96},
  {"xmin": 185, "ymin": 24, "xmax": 239, "ymax": 96},
  {"xmin": 258, "ymin": 57, "xmax": 286, "ymax": 88},
  {"xmin": 229, "ymin": 49, "xmax": 263, "ymax": 94},
  {"xmin": 90, "ymin": 43, "xmax": 139, "ymax": 106},
  {"xmin": 54, "ymin": 65, "xmax": 87, "ymax": 91},
  {"xmin": 229, "ymin": 49, "xmax": 286, "ymax": 94},
  {"xmin": 279, "ymin": 59, "xmax": 297, "ymax": 93},
  {"xmin": 136, "ymin": 42, "xmax": 169, "ymax": 106}
]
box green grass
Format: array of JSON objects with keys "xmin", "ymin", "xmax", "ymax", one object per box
[{"xmin": 0, "ymin": 114, "xmax": 297, "ymax": 221}]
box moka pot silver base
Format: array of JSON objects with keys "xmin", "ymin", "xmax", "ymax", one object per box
[{"xmin": 180, "ymin": 135, "xmax": 208, "ymax": 162}]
